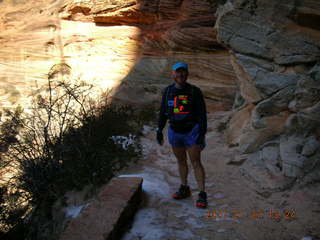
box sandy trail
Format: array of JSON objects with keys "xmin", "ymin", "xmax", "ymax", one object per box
[{"xmin": 118, "ymin": 111, "xmax": 320, "ymax": 240}]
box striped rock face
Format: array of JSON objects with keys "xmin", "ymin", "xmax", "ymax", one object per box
[
  {"xmin": 216, "ymin": 0, "xmax": 320, "ymax": 179},
  {"xmin": 0, "ymin": 0, "xmax": 237, "ymax": 111},
  {"xmin": 1, "ymin": 0, "xmax": 319, "ymax": 179}
]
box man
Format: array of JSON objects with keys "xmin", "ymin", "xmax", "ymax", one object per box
[{"xmin": 156, "ymin": 62, "xmax": 208, "ymax": 208}]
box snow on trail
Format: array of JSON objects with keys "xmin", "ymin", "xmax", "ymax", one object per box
[{"xmin": 119, "ymin": 113, "xmax": 242, "ymax": 240}]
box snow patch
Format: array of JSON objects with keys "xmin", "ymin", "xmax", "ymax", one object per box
[
  {"xmin": 142, "ymin": 125, "xmax": 153, "ymax": 135},
  {"xmin": 213, "ymin": 191, "xmax": 225, "ymax": 199},
  {"xmin": 206, "ymin": 183, "xmax": 216, "ymax": 188},
  {"xmin": 174, "ymin": 208, "xmax": 191, "ymax": 218},
  {"xmin": 119, "ymin": 172, "xmax": 170, "ymax": 198},
  {"xmin": 119, "ymin": 171, "xmax": 207, "ymax": 239},
  {"xmin": 110, "ymin": 134, "xmax": 137, "ymax": 151},
  {"xmin": 64, "ymin": 204, "xmax": 88, "ymax": 219},
  {"xmin": 170, "ymin": 228, "xmax": 196, "ymax": 240},
  {"xmin": 122, "ymin": 208, "xmax": 168, "ymax": 240},
  {"xmin": 141, "ymin": 138, "xmax": 154, "ymax": 158},
  {"xmin": 184, "ymin": 217, "xmax": 204, "ymax": 229},
  {"xmin": 123, "ymin": 217, "xmax": 197, "ymax": 240}
]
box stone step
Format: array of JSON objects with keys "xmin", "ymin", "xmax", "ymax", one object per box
[{"xmin": 59, "ymin": 177, "xmax": 143, "ymax": 240}]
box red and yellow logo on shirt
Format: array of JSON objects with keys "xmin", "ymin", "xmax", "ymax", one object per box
[{"xmin": 173, "ymin": 95, "xmax": 191, "ymax": 114}]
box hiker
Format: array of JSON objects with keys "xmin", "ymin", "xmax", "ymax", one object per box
[{"xmin": 156, "ymin": 62, "xmax": 208, "ymax": 208}]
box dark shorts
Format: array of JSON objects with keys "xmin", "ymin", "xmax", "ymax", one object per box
[{"xmin": 168, "ymin": 123, "xmax": 205, "ymax": 149}]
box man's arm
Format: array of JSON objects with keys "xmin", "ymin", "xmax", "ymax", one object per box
[{"xmin": 195, "ymin": 87, "xmax": 207, "ymax": 136}]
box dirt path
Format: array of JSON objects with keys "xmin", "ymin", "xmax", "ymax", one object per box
[{"xmin": 118, "ymin": 111, "xmax": 320, "ymax": 240}]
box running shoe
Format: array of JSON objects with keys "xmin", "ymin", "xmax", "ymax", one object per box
[
  {"xmin": 172, "ymin": 185, "xmax": 191, "ymax": 199},
  {"xmin": 196, "ymin": 191, "xmax": 208, "ymax": 208}
]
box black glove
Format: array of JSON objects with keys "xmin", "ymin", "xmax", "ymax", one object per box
[
  {"xmin": 196, "ymin": 134, "xmax": 205, "ymax": 145},
  {"xmin": 156, "ymin": 130, "xmax": 164, "ymax": 145}
]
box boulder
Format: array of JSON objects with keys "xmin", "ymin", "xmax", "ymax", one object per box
[
  {"xmin": 216, "ymin": 0, "xmax": 320, "ymax": 182},
  {"xmin": 215, "ymin": 0, "xmax": 320, "ymax": 190},
  {"xmin": 226, "ymin": 103, "xmax": 254, "ymax": 146},
  {"xmin": 240, "ymin": 151, "xmax": 295, "ymax": 193},
  {"xmin": 289, "ymin": 78, "xmax": 320, "ymax": 112},
  {"xmin": 252, "ymin": 86, "xmax": 295, "ymax": 129},
  {"xmin": 230, "ymin": 54, "xmax": 263, "ymax": 103},
  {"xmin": 238, "ymin": 111, "xmax": 289, "ymax": 153},
  {"xmin": 260, "ymin": 140, "xmax": 282, "ymax": 176},
  {"xmin": 216, "ymin": 0, "xmax": 320, "ymax": 65},
  {"xmin": 279, "ymin": 134, "xmax": 307, "ymax": 177}
]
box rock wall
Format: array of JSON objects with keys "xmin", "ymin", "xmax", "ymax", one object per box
[
  {"xmin": 3, "ymin": 0, "xmax": 318, "ymax": 190},
  {"xmin": 215, "ymin": 0, "xmax": 320, "ymax": 185},
  {"xmin": 0, "ymin": 0, "xmax": 143, "ymax": 109},
  {"xmin": 0, "ymin": 0, "xmax": 237, "ymax": 111}
]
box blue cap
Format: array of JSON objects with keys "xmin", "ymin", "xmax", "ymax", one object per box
[{"xmin": 172, "ymin": 62, "xmax": 188, "ymax": 71}]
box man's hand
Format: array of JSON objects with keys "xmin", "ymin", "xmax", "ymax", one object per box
[{"xmin": 156, "ymin": 130, "xmax": 164, "ymax": 145}]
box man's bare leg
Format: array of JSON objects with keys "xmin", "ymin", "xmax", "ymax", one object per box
[
  {"xmin": 172, "ymin": 146, "xmax": 188, "ymax": 186},
  {"xmin": 187, "ymin": 145, "xmax": 205, "ymax": 191}
]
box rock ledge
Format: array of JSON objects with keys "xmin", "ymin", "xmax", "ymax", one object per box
[{"xmin": 59, "ymin": 177, "xmax": 143, "ymax": 240}]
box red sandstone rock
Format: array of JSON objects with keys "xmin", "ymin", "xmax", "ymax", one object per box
[
  {"xmin": 59, "ymin": 177, "xmax": 143, "ymax": 240},
  {"xmin": 0, "ymin": 0, "xmax": 236, "ymax": 109}
]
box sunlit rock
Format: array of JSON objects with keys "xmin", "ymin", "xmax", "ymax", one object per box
[{"xmin": 0, "ymin": 0, "xmax": 237, "ymax": 110}]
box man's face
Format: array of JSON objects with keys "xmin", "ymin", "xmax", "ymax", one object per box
[{"xmin": 172, "ymin": 68, "xmax": 188, "ymax": 87}]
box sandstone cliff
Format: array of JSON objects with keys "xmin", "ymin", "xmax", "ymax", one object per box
[
  {"xmin": 1, "ymin": 0, "xmax": 320, "ymax": 239},
  {"xmin": 215, "ymin": 0, "xmax": 320, "ymax": 189},
  {"xmin": 0, "ymin": 0, "xmax": 236, "ymax": 111},
  {"xmin": 1, "ymin": 0, "xmax": 319, "ymax": 205}
]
